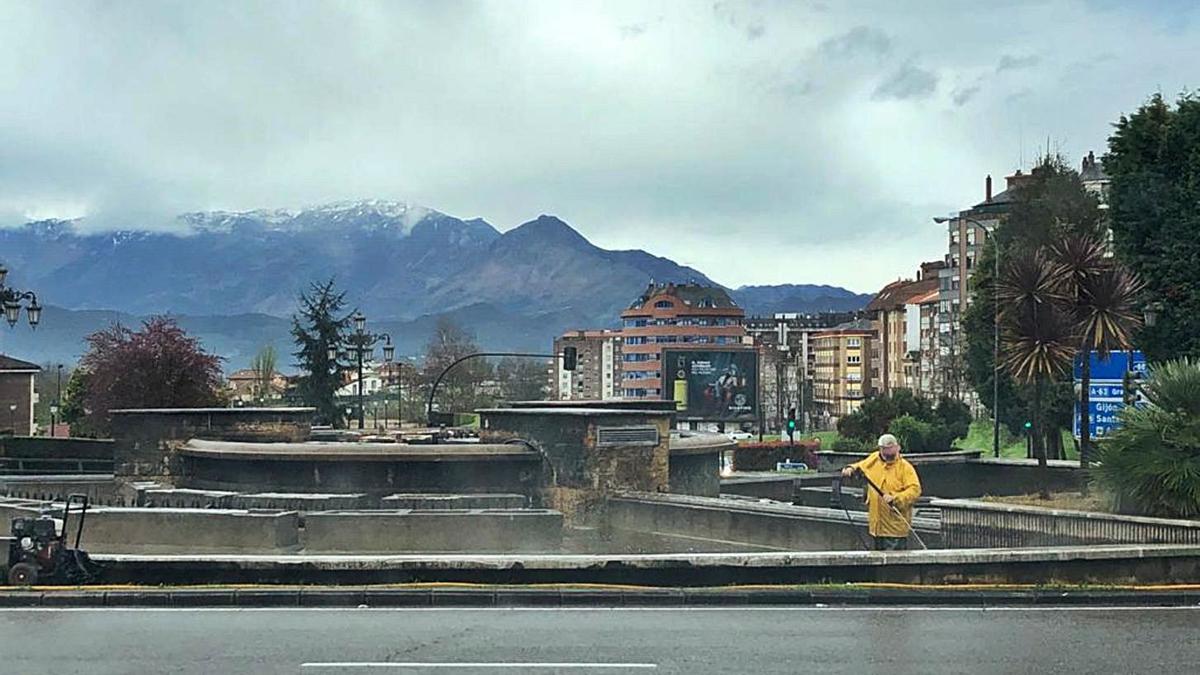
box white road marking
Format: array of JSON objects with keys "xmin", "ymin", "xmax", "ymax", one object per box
[{"xmin": 301, "ymin": 663, "xmax": 657, "ymax": 669}]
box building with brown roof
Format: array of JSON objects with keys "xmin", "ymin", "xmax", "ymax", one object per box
[
  {"xmin": 866, "ymin": 263, "xmax": 942, "ymax": 397},
  {"xmin": 0, "ymin": 354, "xmax": 40, "ymax": 436},
  {"xmin": 227, "ymin": 368, "xmax": 288, "ymax": 404},
  {"xmin": 618, "ymin": 283, "xmax": 748, "ymax": 399},
  {"xmin": 745, "ymin": 311, "xmax": 865, "ymax": 433},
  {"xmin": 811, "ymin": 322, "xmax": 874, "ymax": 422}
]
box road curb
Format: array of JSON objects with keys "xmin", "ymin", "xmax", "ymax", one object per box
[{"xmin": 3, "ymin": 586, "xmax": 1200, "ymax": 608}]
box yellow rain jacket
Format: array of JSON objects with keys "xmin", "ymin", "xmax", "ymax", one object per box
[{"xmin": 848, "ymin": 451, "xmax": 922, "ymax": 538}]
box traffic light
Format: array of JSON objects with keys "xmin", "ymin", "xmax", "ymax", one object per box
[
  {"xmin": 1123, "ymin": 370, "xmax": 1139, "ymax": 406},
  {"xmin": 562, "ymin": 346, "xmax": 578, "ymax": 372},
  {"xmin": 786, "ymin": 407, "xmax": 797, "ymax": 442}
]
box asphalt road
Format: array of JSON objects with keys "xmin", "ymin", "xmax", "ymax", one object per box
[{"xmin": 1, "ymin": 606, "xmax": 1198, "ymax": 674}]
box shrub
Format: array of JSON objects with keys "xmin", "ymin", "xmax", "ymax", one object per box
[
  {"xmin": 922, "ymin": 424, "xmax": 958, "ymax": 454},
  {"xmin": 830, "ymin": 437, "xmax": 870, "ymax": 454},
  {"xmin": 1092, "ymin": 359, "xmax": 1200, "ymax": 518},
  {"xmin": 837, "ymin": 390, "xmax": 970, "ymax": 453},
  {"xmin": 732, "ymin": 440, "xmax": 819, "ymax": 472},
  {"xmin": 888, "ymin": 414, "xmax": 934, "ymax": 453},
  {"xmin": 935, "ymin": 396, "xmax": 972, "ymax": 442}
]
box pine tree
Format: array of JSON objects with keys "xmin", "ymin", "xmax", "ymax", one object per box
[{"xmin": 291, "ymin": 279, "xmax": 352, "ymax": 426}]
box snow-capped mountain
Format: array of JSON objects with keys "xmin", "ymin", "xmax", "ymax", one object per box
[{"xmin": 0, "ymin": 201, "xmax": 870, "ymax": 364}]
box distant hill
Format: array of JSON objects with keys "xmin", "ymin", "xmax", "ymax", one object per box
[
  {"xmin": 731, "ymin": 284, "xmax": 874, "ymax": 315},
  {"xmin": 0, "ymin": 202, "xmax": 870, "ymax": 369}
]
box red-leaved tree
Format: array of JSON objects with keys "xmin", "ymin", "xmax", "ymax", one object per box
[{"xmin": 76, "ymin": 317, "xmax": 224, "ymax": 434}]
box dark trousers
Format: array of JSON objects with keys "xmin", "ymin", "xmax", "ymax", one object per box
[{"xmin": 874, "ymin": 536, "xmax": 908, "ymax": 551}]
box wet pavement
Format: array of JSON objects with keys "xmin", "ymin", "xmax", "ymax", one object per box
[{"xmin": 1, "ymin": 605, "xmax": 1197, "ymax": 673}]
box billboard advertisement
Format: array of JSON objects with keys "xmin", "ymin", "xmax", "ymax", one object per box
[{"xmin": 663, "ymin": 350, "xmax": 758, "ymax": 421}]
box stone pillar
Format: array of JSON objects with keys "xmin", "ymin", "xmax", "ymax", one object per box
[{"xmin": 478, "ymin": 407, "xmax": 674, "ymax": 522}]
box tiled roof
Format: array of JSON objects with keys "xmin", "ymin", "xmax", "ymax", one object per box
[
  {"xmin": 865, "ymin": 277, "xmax": 938, "ymax": 312},
  {"xmin": 626, "ymin": 283, "xmax": 740, "ymax": 311},
  {"xmin": 973, "ymin": 188, "xmax": 1018, "ymax": 208},
  {"xmin": 910, "ymin": 289, "xmax": 939, "ymax": 305}
]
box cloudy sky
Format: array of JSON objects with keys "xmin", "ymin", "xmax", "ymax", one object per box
[{"xmin": 1, "ymin": 1, "xmax": 1197, "ymax": 292}]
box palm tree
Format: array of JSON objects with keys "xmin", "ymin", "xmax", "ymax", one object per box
[
  {"xmin": 1048, "ymin": 233, "xmax": 1145, "ymax": 467},
  {"xmin": 996, "ymin": 252, "xmax": 1077, "ymax": 497},
  {"xmin": 1093, "ymin": 358, "xmax": 1200, "ymax": 517}
]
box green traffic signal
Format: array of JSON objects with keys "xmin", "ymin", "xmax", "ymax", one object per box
[
  {"xmin": 1023, "ymin": 421, "xmax": 1032, "ymax": 430},
  {"xmin": 787, "ymin": 419, "xmax": 796, "ymax": 430}
]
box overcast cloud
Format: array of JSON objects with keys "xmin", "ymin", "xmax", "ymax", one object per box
[{"xmin": 1, "ymin": 0, "xmax": 1197, "ymax": 292}]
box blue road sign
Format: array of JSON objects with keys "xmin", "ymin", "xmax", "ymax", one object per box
[
  {"xmin": 1084, "ymin": 383, "xmax": 1126, "ymax": 400},
  {"xmin": 1074, "ymin": 400, "xmax": 1132, "ymax": 439},
  {"xmin": 1074, "ymin": 350, "xmax": 1146, "ymax": 381},
  {"xmin": 1073, "ymin": 350, "xmax": 1148, "ymax": 440}
]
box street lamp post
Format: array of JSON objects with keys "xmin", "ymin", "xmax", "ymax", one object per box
[
  {"xmin": 0, "ymin": 263, "xmax": 42, "ymax": 329},
  {"xmin": 934, "ymin": 215, "xmax": 1000, "ymax": 458},
  {"xmin": 332, "ymin": 312, "xmax": 394, "ymax": 430},
  {"xmin": 54, "ymin": 364, "xmax": 63, "ymax": 438}
]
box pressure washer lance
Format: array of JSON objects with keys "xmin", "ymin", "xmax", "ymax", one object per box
[{"xmin": 844, "ymin": 466, "xmax": 928, "ymax": 551}]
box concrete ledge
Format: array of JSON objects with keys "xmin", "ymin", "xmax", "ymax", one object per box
[
  {"xmin": 229, "ymin": 492, "xmax": 370, "ymax": 511},
  {"xmin": 935, "ymin": 498, "xmax": 1200, "ymax": 547},
  {"xmin": 179, "ymin": 439, "xmax": 542, "ymax": 462},
  {"xmin": 669, "ymin": 431, "xmax": 735, "ymax": 456},
  {"xmin": 607, "ymin": 492, "xmax": 940, "ymax": 552},
  {"xmin": 141, "ymin": 488, "xmax": 237, "ymax": 508},
  {"xmin": 720, "ymin": 473, "xmax": 799, "ymax": 502},
  {"xmin": 380, "ymin": 493, "xmax": 528, "ymax": 510},
  {"xmin": 815, "ymin": 450, "xmax": 981, "ymax": 472},
  {"xmin": 8, "ymin": 584, "xmax": 1200, "ymax": 607},
  {"xmin": 82, "ymin": 543, "xmax": 1200, "ymax": 586},
  {"xmin": 0, "ymin": 475, "xmax": 121, "ymax": 504},
  {"xmin": 302, "ymin": 509, "xmax": 564, "ymax": 553},
  {"xmin": 79, "ymin": 507, "xmax": 301, "ymax": 554}
]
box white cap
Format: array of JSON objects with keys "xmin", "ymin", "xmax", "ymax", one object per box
[{"xmin": 877, "ymin": 433, "xmax": 899, "ymax": 448}]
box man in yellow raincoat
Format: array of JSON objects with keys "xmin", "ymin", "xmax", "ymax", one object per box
[{"xmin": 840, "ymin": 433, "xmax": 922, "ymax": 550}]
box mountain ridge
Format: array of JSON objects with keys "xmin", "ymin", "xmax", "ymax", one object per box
[{"xmin": 0, "ymin": 201, "xmax": 871, "ymax": 368}]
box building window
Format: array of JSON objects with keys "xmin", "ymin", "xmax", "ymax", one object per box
[
  {"xmin": 623, "ymin": 318, "xmax": 648, "ymax": 328},
  {"xmin": 847, "ymin": 355, "xmax": 861, "ymax": 364},
  {"xmin": 654, "ymin": 300, "xmax": 675, "ymax": 309},
  {"xmin": 847, "ymin": 338, "xmax": 861, "ymax": 347},
  {"xmin": 623, "ymin": 371, "xmax": 661, "ymax": 380}
]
